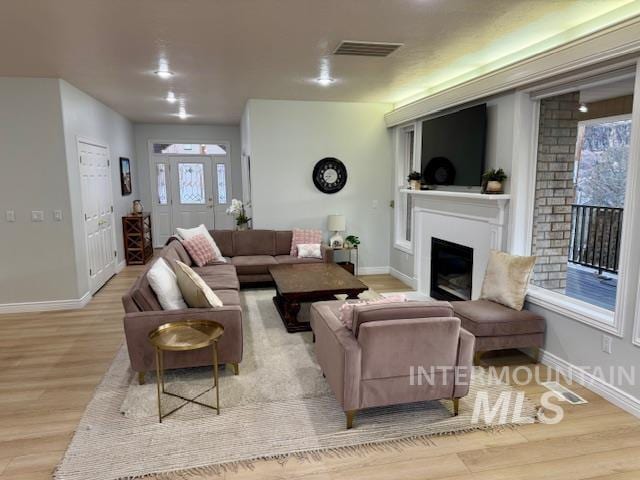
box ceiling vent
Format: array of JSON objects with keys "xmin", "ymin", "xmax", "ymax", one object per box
[{"xmin": 333, "ymin": 41, "xmax": 403, "ymax": 57}]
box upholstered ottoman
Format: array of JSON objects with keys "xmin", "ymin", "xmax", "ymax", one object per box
[{"xmin": 451, "ymin": 299, "xmax": 545, "ymax": 365}]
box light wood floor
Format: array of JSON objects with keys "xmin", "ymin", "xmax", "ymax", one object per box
[{"xmin": 1, "ymin": 267, "xmax": 638, "ymax": 480}]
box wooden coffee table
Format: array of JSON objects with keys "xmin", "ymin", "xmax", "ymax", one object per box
[{"xmin": 269, "ymin": 263, "xmax": 368, "ymax": 333}]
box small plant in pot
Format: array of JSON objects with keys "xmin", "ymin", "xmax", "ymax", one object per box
[
  {"xmin": 407, "ymin": 171, "xmax": 422, "ymax": 190},
  {"xmin": 482, "ymin": 168, "xmax": 507, "ymax": 194},
  {"xmin": 344, "ymin": 235, "xmax": 360, "ymax": 249}
]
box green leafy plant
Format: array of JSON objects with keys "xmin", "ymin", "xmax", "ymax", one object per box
[
  {"xmin": 344, "ymin": 235, "xmax": 360, "ymax": 248},
  {"xmin": 482, "ymin": 168, "xmax": 508, "ymax": 183},
  {"xmin": 407, "ymin": 171, "xmax": 422, "ymax": 181}
]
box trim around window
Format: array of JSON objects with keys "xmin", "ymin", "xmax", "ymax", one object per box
[
  {"xmin": 393, "ymin": 122, "xmax": 420, "ymax": 254},
  {"xmin": 526, "ymin": 285, "xmax": 622, "ymax": 336}
]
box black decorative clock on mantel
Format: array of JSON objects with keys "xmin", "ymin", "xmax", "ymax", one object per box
[{"xmin": 312, "ymin": 157, "xmax": 347, "ymax": 194}]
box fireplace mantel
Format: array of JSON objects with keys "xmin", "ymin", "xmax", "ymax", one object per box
[
  {"xmin": 401, "ymin": 188, "xmax": 510, "ymax": 203},
  {"xmin": 408, "ymin": 189, "xmax": 510, "ymax": 299}
]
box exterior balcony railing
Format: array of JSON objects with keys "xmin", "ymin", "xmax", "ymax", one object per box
[{"xmin": 568, "ymin": 204, "xmax": 624, "ymax": 275}]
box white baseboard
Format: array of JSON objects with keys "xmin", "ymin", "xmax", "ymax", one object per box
[
  {"xmin": 358, "ymin": 266, "xmax": 390, "ymax": 275},
  {"xmin": 389, "ymin": 267, "xmax": 417, "ymax": 289},
  {"xmin": 540, "ymin": 349, "xmax": 640, "ymax": 418},
  {"xmin": 116, "ymin": 259, "xmax": 127, "ymax": 273},
  {"xmin": 0, "ymin": 291, "xmax": 92, "ymax": 314}
]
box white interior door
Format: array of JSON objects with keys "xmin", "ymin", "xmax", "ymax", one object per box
[
  {"xmin": 169, "ymin": 156, "xmax": 215, "ymax": 230},
  {"xmin": 79, "ymin": 141, "xmax": 116, "ymax": 294}
]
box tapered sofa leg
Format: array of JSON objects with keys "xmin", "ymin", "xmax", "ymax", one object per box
[
  {"xmin": 452, "ymin": 398, "xmax": 460, "ymax": 416},
  {"xmin": 346, "ymin": 410, "xmax": 357, "ymax": 429},
  {"xmin": 473, "ymin": 351, "xmax": 484, "ymax": 366},
  {"xmin": 530, "ymin": 347, "xmax": 541, "ymax": 364},
  {"xmin": 138, "ymin": 372, "xmax": 145, "ymax": 385},
  {"xmin": 229, "ymin": 363, "xmax": 240, "ymax": 375}
]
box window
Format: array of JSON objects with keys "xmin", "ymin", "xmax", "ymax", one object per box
[
  {"xmin": 216, "ymin": 163, "xmax": 227, "ymax": 204},
  {"xmin": 153, "ymin": 143, "xmax": 227, "ymax": 155},
  {"xmin": 156, "ymin": 163, "xmax": 168, "ymax": 205},
  {"xmin": 529, "ymin": 82, "xmax": 633, "ymax": 318},
  {"xmin": 178, "ymin": 163, "xmax": 206, "ymax": 204},
  {"xmin": 394, "ymin": 124, "xmax": 418, "ymax": 252}
]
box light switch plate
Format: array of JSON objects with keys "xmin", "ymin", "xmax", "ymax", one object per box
[
  {"xmin": 53, "ymin": 210, "xmax": 63, "ymax": 221},
  {"xmin": 6, "ymin": 210, "xmax": 15, "ymax": 222},
  {"xmin": 31, "ymin": 210, "xmax": 44, "ymax": 222},
  {"xmin": 602, "ymin": 334, "xmax": 612, "ymax": 354}
]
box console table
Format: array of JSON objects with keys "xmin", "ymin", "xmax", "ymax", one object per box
[{"xmin": 123, "ymin": 213, "xmax": 153, "ymax": 265}]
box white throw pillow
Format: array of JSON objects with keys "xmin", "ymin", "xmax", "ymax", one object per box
[
  {"xmin": 146, "ymin": 258, "xmax": 188, "ymax": 310},
  {"xmin": 175, "ymin": 224, "xmax": 225, "ymax": 262},
  {"xmin": 297, "ymin": 243, "xmax": 322, "ymax": 259}
]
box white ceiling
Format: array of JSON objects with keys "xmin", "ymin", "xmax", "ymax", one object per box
[{"xmin": 0, "ymin": 0, "xmax": 637, "ymax": 124}]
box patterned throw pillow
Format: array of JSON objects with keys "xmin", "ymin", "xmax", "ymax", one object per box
[
  {"xmin": 175, "ymin": 224, "xmax": 225, "ymax": 263},
  {"xmin": 290, "ymin": 229, "xmax": 323, "ymax": 256},
  {"xmin": 338, "ymin": 295, "xmax": 407, "ymax": 330},
  {"xmin": 182, "ymin": 234, "xmax": 216, "ymax": 267},
  {"xmin": 297, "ymin": 243, "xmax": 322, "ymax": 259}
]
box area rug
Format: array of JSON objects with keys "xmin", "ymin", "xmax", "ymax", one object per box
[{"xmin": 55, "ymin": 289, "xmax": 538, "ymax": 480}]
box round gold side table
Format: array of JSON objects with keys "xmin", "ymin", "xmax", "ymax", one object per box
[{"xmin": 147, "ymin": 320, "xmax": 224, "ymax": 423}]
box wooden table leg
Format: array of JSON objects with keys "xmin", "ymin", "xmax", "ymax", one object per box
[{"xmin": 273, "ymin": 294, "xmax": 309, "ymax": 333}]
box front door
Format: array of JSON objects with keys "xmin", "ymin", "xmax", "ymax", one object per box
[
  {"xmin": 169, "ymin": 156, "xmax": 215, "ymax": 231},
  {"xmin": 79, "ymin": 141, "xmax": 116, "ymax": 293},
  {"xmin": 150, "ymin": 143, "xmax": 232, "ymax": 246}
]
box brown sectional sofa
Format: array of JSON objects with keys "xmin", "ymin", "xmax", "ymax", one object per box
[
  {"xmin": 208, "ymin": 229, "xmax": 333, "ymax": 285},
  {"xmin": 122, "ymin": 229, "xmax": 333, "ymax": 382}
]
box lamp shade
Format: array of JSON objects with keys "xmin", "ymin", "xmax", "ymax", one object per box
[{"xmin": 327, "ymin": 214, "xmax": 346, "ymax": 232}]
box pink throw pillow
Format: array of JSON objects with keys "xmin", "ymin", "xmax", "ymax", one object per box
[
  {"xmin": 338, "ymin": 295, "xmax": 407, "ymax": 330},
  {"xmin": 290, "ymin": 229, "xmax": 322, "ymax": 256},
  {"xmin": 182, "ymin": 234, "xmax": 216, "ymax": 267}
]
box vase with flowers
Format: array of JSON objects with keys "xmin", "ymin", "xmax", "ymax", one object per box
[{"xmin": 226, "ymin": 199, "xmax": 251, "ymax": 230}]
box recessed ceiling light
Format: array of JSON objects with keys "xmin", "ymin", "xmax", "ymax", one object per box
[
  {"xmin": 579, "ymin": 103, "xmax": 589, "ymax": 113},
  {"xmin": 166, "ymin": 91, "xmax": 177, "ymax": 103},
  {"xmin": 155, "ymin": 70, "xmax": 174, "ymax": 79},
  {"xmin": 315, "ymin": 77, "xmax": 336, "ymax": 87}
]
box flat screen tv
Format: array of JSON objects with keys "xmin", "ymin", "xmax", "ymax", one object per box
[{"xmin": 420, "ymin": 103, "xmax": 487, "ymax": 187}]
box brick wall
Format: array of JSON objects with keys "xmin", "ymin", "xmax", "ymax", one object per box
[{"xmin": 531, "ymin": 92, "xmax": 579, "ymax": 292}]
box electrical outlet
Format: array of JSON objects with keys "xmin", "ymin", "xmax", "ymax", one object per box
[
  {"xmin": 602, "ymin": 334, "xmax": 612, "ymax": 354},
  {"xmin": 31, "ymin": 210, "xmax": 44, "ymax": 222},
  {"xmin": 5, "ymin": 210, "xmax": 15, "ymax": 222},
  {"xmin": 372, "ymin": 200, "xmax": 378, "ymax": 209},
  {"xmin": 53, "ymin": 210, "xmax": 63, "ymax": 221}
]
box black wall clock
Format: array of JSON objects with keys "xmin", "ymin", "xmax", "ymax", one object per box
[{"xmin": 312, "ymin": 157, "xmax": 347, "ymax": 194}]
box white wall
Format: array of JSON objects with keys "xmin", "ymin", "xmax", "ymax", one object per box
[
  {"xmin": 59, "ymin": 80, "xmax": 137, "ymax": 297},
  {"xmin": 245, "ymin": 99, "xmax": 393, "ymax": 271},
  {"xmin": 133, "ymin": 123, "xmax": 242, "ymax": 213},
  {"xmin": 390, "ymin": 92, "xmax": 517, "ymax": 279},
  {"xmin": 0, "ymin": 78, "xmax": 78, "ymax": 304}
]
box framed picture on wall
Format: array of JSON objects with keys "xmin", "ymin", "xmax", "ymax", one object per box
[{"xmin": 120, "ymin": 157, "xmax": 132, "ymax": 195}]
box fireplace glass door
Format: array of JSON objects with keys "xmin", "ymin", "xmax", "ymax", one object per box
[{"xmin": 430, "ymin": 238, "xmax": 473, "ymax": 301}]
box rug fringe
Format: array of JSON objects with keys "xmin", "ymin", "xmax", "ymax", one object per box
[{"xmin": 104, "ymin": 420, "xmax": 536, "ymax": 480}]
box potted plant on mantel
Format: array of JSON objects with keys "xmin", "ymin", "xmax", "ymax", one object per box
[
  {"xmin": 226, "ymin": 199, "xmax": 251, "ymax": 230},
  {"xmin": 407, "ymin": 171, "xmax": 422, "ymax": 190},
  {"xmin": 482, "ymin": 168, "xmax": 508, "ymax": 194}
]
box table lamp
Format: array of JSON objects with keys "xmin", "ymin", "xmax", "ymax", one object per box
[{"xmin": 328, "ymin": 214, "xmax": 346, "ymax": 248}]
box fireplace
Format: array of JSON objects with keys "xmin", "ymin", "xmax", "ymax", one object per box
[{"xmin": 430, "ymin": 238, "xmax": 473, "ymax": 301}]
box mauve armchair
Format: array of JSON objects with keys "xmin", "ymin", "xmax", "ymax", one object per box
[{"xmin": 310, "ymin": 300, "xmax": 475, "ymax": 429}]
